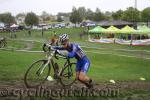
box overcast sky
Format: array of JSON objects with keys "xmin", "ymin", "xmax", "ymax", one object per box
[{"xmin": 0, "ymin": 0, "xmax": 150, "ymax": 16}]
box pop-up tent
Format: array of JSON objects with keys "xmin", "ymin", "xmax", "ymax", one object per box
[
  {"xmin": 116, "ymin": 25, "xmax": 136, "ymax": 45},
  {"xmin": 120, "ymin": 25, "xmax": 136, "ymax": 34},
  {"xmin": 136, "ymin": 25, "xmax": 150, "ymax": 34},
  {"xmin": 88, "ymin": 26, "xmax": 106, "ymax": 33},
  {"xmin": 104, "ymin": 25, "xmax": 120, "ymax": 33},
  {"xmin": 89, "ymin": 26, "xmax": 117, "ymax": 43}
]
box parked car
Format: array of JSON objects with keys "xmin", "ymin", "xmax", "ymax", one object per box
[
  {"xmin": 86, "ymin": 22, "xmax": 96, "ymax": 27},
  {"xmin": 32, "ymin": 26, "xmax": 38, "ymax": 30},
  {"xmin": 24, "ymin": 26, "xmax": 32, "ymax": 30},
  {"xmin": 48, "ymin": 24, "xmax": 52, "ymax": 29}
]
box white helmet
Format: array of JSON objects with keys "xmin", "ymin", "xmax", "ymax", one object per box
[{"xmin": 59, "ymin": 34, "xmax": 69, "ymax": 43}]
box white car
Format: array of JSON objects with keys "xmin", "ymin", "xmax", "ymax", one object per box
[{"xmin": 86, "ymin": 23, "xmax": 96, "ymax": 27}]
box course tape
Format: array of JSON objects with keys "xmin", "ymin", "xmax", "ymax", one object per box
[
  {"xmin": 0, "ymin": 48, "xmax": 150, "ymax": 60},
  {"xmin": 9, "ymin": 39, "xmax": 150, "ymax": 53},
  {"xmin": 81, "ymin": 46, "xmax": 150, "ymax": 53}
]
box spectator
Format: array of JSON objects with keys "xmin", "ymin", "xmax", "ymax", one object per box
[
  {"xmin": 28, "ymin": 30, "xmax": 31, "ymax": 36},
  {"xmin": 50, "ymin": 31, "xmax": 58, "ymax": 46}
]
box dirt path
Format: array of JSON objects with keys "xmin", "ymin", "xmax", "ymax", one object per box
[
  {"xmin": 0, "ymin": 81, "xmax": 150, "ymax": 99},
  {"xmin": 1, "ymin": 80, "xmax": 150, "ymax": 90}
]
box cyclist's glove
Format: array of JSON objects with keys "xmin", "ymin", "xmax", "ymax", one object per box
[{"xmin": 56, "ymin": 50, "xmax": 68, "ymax": 58}]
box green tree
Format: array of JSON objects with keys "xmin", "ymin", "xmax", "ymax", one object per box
[
  {"xmin": 122, "ymin": 7, "xmax": 140, "ymax": 22},
  {"xmin": 85, "ymin": 8, "xmax": 94, "ymax": 20},
  {"xmin": 57, "ymin": 12, "xmax": 70, "ymax": 17},
  {"xmin": 112, "ymin": 10, "xmax": 123, "ymax": 20},
  {"xmin": 0, "ymin": 12, "xmax": 15, "ymax": 25},
  {"xmin": 93, "ymin": 8, "xmax": 105, "ymax": 21},
  {"xmin": 41, "ymin": 11, "xmax": 50, "ymax": 22},
  {"xmin": 57, "ymin": 16, "xmax": 63, "ymax": 22},
  {"xmin": 141, "ymin": 7, "xmax": 150, "ymax": 24},
  {"xmin": 104, "ymin": 11, "xmax": 113, "ymax": 20},
  {"xmin": 16, "ymin": 13, "xmax": 26, "ymax": 19},
  {"xmin": 25, "ymin": 12, "xmax": 39, "ymax": 26},
  {"xmin": 78, "ymin": 7, "xmax": 87, "ymax": 20},
  {"xmin": 70, "ymin": 7, "xmax": 82, "ymax": 25}
]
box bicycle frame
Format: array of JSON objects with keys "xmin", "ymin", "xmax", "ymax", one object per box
[
  {"xmin": 38, "ymin": 51, "xmax": 55, "ymax": 75},
  {"xmin": 64, "ymin": 58, "xmax": 73, "ymax": 75},
  {"xmin": 38, "ymin": 50, "xmax": 69, "ymax": 75}
]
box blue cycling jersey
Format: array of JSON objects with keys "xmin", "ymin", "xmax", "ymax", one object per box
[
  {"xmin": 53, "ymin": 43, "xmax": 86, "ymax": 60},
  {"xmin": 52, "ymin": 43, "xmax": 90, "ymax": 73}
]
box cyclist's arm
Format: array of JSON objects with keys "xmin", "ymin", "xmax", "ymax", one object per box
[
  {"xmin": 52, "ymin": 44, "xmax": 77, "ymax": 58},
  {"xmin": 51, "ymin": 46, "xmax": 65, "ymax": 50},
  {"xmin": 49, "ymin": 46, "xmax": 66, "ymax": 58},
  {"xmin": 67, "ymin": 45, "xmax": 76, "ymax": 58},
  {"xmin": 57, "ymin": 50, "xmax": 75, "ymax": 58},
  {"xmin": 68, "ymin": 52, "xmax": 75, "ymax": 58}
]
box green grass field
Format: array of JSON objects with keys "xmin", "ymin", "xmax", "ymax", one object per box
[
  {"xmin": 0, "ymin": 27, "xmax": 150, "ymax": 82},
  {"xmin": 0, "ymin": 27, "xmax": 150, "ymax": 99},
  {"xmin": 0, "ymin": 45, "xmax": 150, "ymax": 82}
]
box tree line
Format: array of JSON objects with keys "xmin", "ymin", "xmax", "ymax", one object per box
[
  {"xmin": 70, "ymin": 7, "xmax": 150, "ymax": 24},
  {"xmin": 0, "ymin": 6, "xmax": 150, "ymax": 26}
]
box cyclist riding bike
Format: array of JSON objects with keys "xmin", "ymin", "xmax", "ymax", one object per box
[{"xmin": 51, "ymin": 34, "xmax": 93, "ymax": 88}]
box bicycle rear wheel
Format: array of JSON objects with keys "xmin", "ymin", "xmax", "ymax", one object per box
[
  {"xmin": 0, "ymin": 41, "xmax": 3, "ymax": 48},
  {"xmin": 0, "ymin": 40, "xmax": 6, "ymax": 48},
  {"xmin": 59, "ymin": 63, "xmax": 76, "ymax": 87},
  {"xmin": 24, "ymin": 59, "xmax": 50, "ymax": 88}
]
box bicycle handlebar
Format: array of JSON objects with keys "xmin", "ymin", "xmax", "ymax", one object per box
[
  {"xmin": 43, "ymin": 43, "xmax": 68, "ymax": 59},
  {"xmin": 54, "ymin": 50, "xmax": 68, "ymax": 59},
  {"xmin": 42, "ymin": 43, "xmax": 51, "ymax": 52}
]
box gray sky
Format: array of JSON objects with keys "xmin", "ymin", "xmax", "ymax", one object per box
[{"xmin": 0, "ymin": 0, "xmax": 150, "ymax": 16}]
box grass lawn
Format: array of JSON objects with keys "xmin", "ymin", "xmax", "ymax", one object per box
[{"xmin": 0, "ymin": 48, "xmax": 149, "ymax": 82}]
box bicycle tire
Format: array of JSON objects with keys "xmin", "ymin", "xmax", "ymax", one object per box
[
  {"xmin": 0, "ymin": 41, "xmax": 1, "ymax": 48},
  {"xmin": 59, "ymin": 63, "xmax": 76, "ymax": 87},
  {"xmin": 0, "ymin": 41, "xmax": 3, "ymax": 48},
  {"xmin": 3, "ymin": 41, "xmax": 7, "ymax": 47},
  {"xmin": 24, "ymin": 59, "xmax": 50, "ymax": 88}
]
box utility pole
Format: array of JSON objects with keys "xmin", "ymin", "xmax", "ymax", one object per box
[
  {"xmin": 134, "ymin": 0, "xmax": 137, "ymax": 29},
  {"xmin": 131, "ymin": 0, "xmax": 138, "ymax": 46},
  {"xmin": 135, "ymin": 0, "xmax": 137, "ymax": 9}
]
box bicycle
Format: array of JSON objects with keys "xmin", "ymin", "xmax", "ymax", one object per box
[
  {"xmin": 24, "ymin": 43, "xmax": 76, "ymax": 88},
  {"xmin": 0, "ymin": 37, "xmax": 7, "ymax": 48}
]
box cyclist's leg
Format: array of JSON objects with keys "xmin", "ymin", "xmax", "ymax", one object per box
[
  {"xmin": 75, "ymin": 61, "xmax": 81, "ymax": 80},
  {"xmin": 78, "ymin": 61, "xmax": 90, "ymax": 82},
  {"xmin": 78, "ymin": 60, "xmax": 93, "ymax": 88},
  {"xmin": 78, "ymin": 72, "xmax": 90, "ymax": 82},
  {"xmin": 78, "ymin": 72, "xmax": 93, "ymax": 88}
]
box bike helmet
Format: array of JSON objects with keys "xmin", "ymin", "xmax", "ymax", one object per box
[{"xmin": 59, "ymin": 34, "xmax": 69, "ymax": 43}]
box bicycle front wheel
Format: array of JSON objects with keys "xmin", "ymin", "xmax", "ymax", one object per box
[
  {"xmin": 59, "ymin": 63, "xmax": 76, "ymax": 87},
  {"xmin": 24, "ymin": 59, "xmax": 50, "ymax": 88}
]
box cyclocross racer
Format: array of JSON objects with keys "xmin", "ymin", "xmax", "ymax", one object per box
[{"xmin": 51, "ymin": 34, "xmax": 93, "ymax": 88}]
